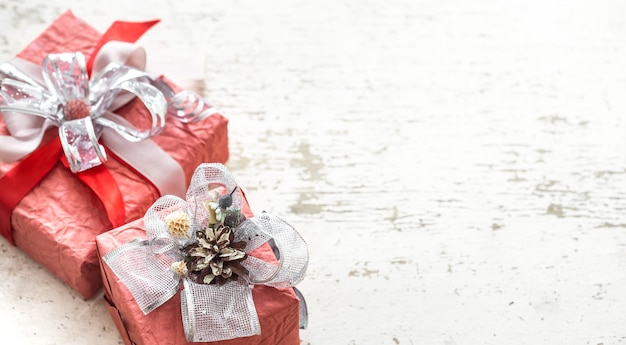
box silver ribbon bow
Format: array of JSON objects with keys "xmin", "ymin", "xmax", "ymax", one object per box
[
  {"xmin": 0, "ymin": 51, "xmax": 166, "ymax": 173},
  {"xmin": 103, "ymin": 163, "xmax": 309, "ymax": 342}
]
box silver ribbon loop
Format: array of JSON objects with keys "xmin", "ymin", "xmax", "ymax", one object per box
[
  {"xmin": 42, "ymin": 52, "xmax": 89, "ymax": 103},
  {"xmin": 103, "ymin": 238, "xmax": 182, "ymax": 314},
  {"xmin": 0, "ymin": 51, "xmax": 166, "ymax": 173},
  {"xmin": 104, "ymin": 163, "xmax": 309, "ymax": 342},
  {"xmin": 0, "ymin": 78, "xmax": 59, "ymax": 118},
  {"xmin": 0, "ymin": 60, "xmax": 46, "ymax": 90},
  {"xmin": 237, "ymin": 214, "xmax": 309, "ymax": 287},
  {"xmin": 167, "ymin": 90, "xmax": 221, "ymax": 124},
  {"xmin": 144, "ymin": 195, "xmax": 194, "ymax": 242}
]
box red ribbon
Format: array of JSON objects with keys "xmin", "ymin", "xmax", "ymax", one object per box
[
  {"xmin": 60, "ymin": 152, "xmax": 126, "ymax": 229},
  {"xmin": 0, "ymin": 18, "xmax": 159, "ymax": 244},
  {"xmin": 0, "ymin": 137, "xmax": 62, "ymax": 244}
]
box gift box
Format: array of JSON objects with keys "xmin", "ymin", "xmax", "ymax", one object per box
[
  {"xmin": 97, "ymin": 220, "xmax": 301, "ymax": 345},
  {"xmin": 0, "ymin": 11, "xmax": 229, "ymax": 299},
  {"xmin": 97, "ymin": 163, "xmax": 307, "ymax": 344}
]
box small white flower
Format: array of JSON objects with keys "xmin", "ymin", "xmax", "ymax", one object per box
[
  {"xmin": 204, "ymin": 200, "xmax": 225, "ymax": 224},
  {"xmin": 171, "ymin": 260, "xmax": 188, "ymax": 276}
]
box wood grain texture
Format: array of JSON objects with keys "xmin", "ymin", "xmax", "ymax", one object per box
[{"xmin": 1, "ymin": 0, "xmax": 626, "ymax": 344}]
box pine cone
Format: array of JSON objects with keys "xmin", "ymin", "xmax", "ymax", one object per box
[{"xmin": 184, "ymin": 224, "xmax": 249, "ymax": 285}]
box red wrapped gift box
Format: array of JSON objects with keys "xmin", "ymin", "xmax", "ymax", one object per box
[
  {"xmin": 97, "ymin": 219, "xmax": 301, "ymax": 345},
  {"xmin": 0, "ymin": 11, "xmax": 229, "ymax": 299}
]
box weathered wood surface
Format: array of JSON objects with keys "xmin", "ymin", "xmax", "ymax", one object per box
[{"xmin": 1, "ymin": 0, "xmax": 626, "ymax": 344}]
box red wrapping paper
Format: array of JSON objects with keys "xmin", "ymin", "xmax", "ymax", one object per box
[
  {"xmin": 96, "ymin": 212, "xmax": 301, "ymax": 344},
  {"xmin": 0, "ymin": 11, "xmax": 229, "ymax": 299}
]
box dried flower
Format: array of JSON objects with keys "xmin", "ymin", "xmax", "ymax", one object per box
[
  {"xmin": 183, "ymin": 224, "xmax": 248, "ymax": 285},
  {"xmin": 223, "ymin": 207, "xmax": 244, "ymax": 228},
  {"xmin": 164, "ymin": 211, "xmax": 191, "ymax": 238},
  {"xmin": 204, "ymin": 200, "xmax": 224, "ymax": 225},
  {"xmin": 171, "ymin": 260, "xmax": 188, "ymax": 276},
  {"xmin": 203, "ymin": 187, "xmax": 243, "ymax": 227}
]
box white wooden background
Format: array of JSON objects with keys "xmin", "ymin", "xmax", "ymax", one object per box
[{"xmin": 1, "ymin": 1, "xmax": 626, "ymax": 344}]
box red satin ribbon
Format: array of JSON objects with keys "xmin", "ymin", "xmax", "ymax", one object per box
[
  {"xmin": 0, "ymin": 137, "xmax": 62, "ymax": 244},
  {"xmin": 0, "ymin": 19, "xmax": 159, "ymax": 244}
]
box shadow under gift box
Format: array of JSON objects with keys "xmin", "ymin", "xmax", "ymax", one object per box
[
  {"xmin": 0, "ymin": 11, "xmax": 229, "ymax": 299},
  {"xmin": 96, "ymin": 219, "xmax": 301, "ymax": 345}
]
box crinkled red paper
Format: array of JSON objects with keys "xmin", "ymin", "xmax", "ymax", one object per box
[{"xmin": 0, "ymin": 10, "xmax": 229, "ymax": 299}]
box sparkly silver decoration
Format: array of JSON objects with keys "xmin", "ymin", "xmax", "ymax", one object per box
[{"xmin": 0, "ymin": 52, "xmax": 166, "ymax": 173}]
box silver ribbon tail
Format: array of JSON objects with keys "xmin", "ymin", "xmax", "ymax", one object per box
[{"xmin": 181, "ymin": 279, "xmax": 260, "ymax": 342}]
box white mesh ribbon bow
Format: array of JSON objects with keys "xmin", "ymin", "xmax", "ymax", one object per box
[
  {"xmin": 0, "ymin": 51, "xmax": 166, "ymax": 172},
  {"xmin": 103, "ymin": 163, "xmax": 309, "ymax": 342}
]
